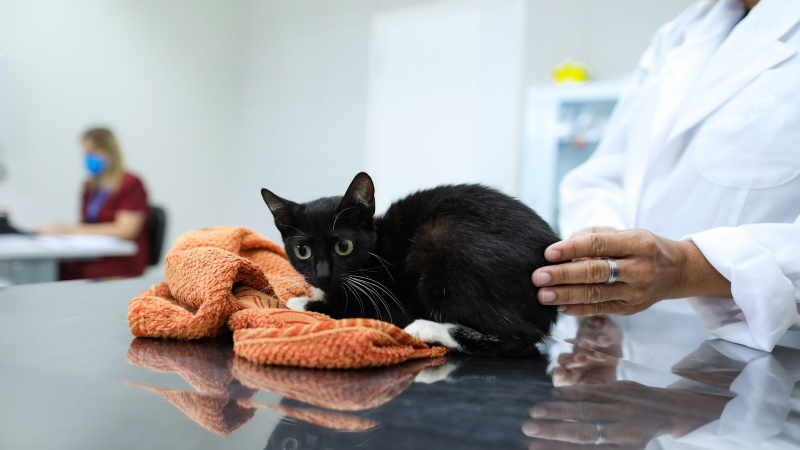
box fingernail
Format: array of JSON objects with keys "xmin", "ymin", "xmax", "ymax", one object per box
[
  {"xmin": 551, "ymin": 389, "xmax": 562, "ymax": 398},
  {"xmin": 534, "ymin": 272, "xmax": 551, "ymax": 286},
  {"xmin": 522, "ymin": 422, "xmax": 541, "ymax": 436},
  {"xmin": 546, "ymin": 248, "xmax": 562, "ymax": 260},
  {"xmin": 597, "ymin": 335, "xmax": 612, "ymax": 346},
  {"xmin": 530, "ymin": 406, "xmax": 548, "ymax": 418},
  {"xmin": 540, "ymin": 290, "xmax": 556, "ymax": 303},
  {"xmin": 557, "ymin": 305, "xmax": 568, "ymax": 312}
]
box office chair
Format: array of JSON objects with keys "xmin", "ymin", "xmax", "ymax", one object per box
[{"xmin": 146, "ymin": 205, "xmax": 167, "ymax": 266}]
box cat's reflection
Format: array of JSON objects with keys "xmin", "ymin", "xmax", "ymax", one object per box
[{"xmin": 263, "ymin": 356, "xmax": 554, "ymax": 450}]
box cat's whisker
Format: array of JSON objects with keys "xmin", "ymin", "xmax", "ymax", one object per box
[
  {"xmin": 339, "ymin": 284, "xmax": 350, "ymax": 312},
  {"xmin": 354, "ymin": 267, "xmax": 387, "ymax": 275},
  {"xmin": 277, "ymin": 281, "xmax": 308, "ymax": 291},
  {"xmin": 348, "ymin": 275, "xmax": 399, "ymax": 324},
  {"xmin": 355, "ymin": 278, "xmax": 396, "ymax": 322},
  {"xmin": 260, "ymin": 276, "xmax": 307, "ymax": 294},
  {"xmin": 261, "ymin": 275, "xmax": 305, "ymax": 288},
  {"xmin": 331, "ymin": 207, "xmax": 355, "ymax": 233},
  {"xmin": 342, "ymin": 279, "xmax": 364, "ymax": 317},
  {"xmin": 346, "ymin": 276, "xmax": 384, "ymax": 322},
  {"xmin": 348, "ymin": 274, "xmax": 408, "ymax": 320},
  {"xmin": 368, "ymin": 252, "xmax": 395, "ymax": 282},
  {"xmin": 284, "ymin": 225, "xmax": 306, "ymax": 237},
  {"xmin": 348, "ymin": 276, "xmax": 392, "ymax": 324}
]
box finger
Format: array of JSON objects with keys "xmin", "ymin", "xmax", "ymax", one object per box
[
  {"xmin": 557, "ymin": 353, "xmax": 575, "ymax": 367},
  {"xmin": 527, "ymin": 440, "xmax": 587, "ymax": 450},
  {"xmin": 552, "ymin": 385, "xmax": 616, "ymax": 402},
  {"xmin": 552, "ymin": 367, "xmax": 583, "ymax": 386},
  {"xmin": 534, "ymin": 258, "xmax": 634, "ymax": 287},
  {"xmin": 545, "ymin": 231, "xmax": 637, "ymax": 262},
  {"xmin": 577, "ymin": 333, "xmax": 613, "ymax": 348},
  {"xmin": 530, "ymin": 401, "xmax": 619, "ymax": 421},
  {"xmin": 571, "ymin": 345, "xmax": 607, "ymax": 361},
  {"xmin": 569, "ymin": 227, "xmax": 617, "ymax": 239},
  {"xmin": 526, "ymin": 438, "xmax": 636, "ymax": 450},
  {"xmin": 538, "ymin": 284, "xmax": 629, "ymax": 306},
  {"xmin": 521, "ymin": 420, "xmax": 610, "ymax": 445},
  {"xmin": 560, "ymin": 300, "xmax": 629, "ymax": 317},
  {"xmin": 582, "ymin": 350, "xmax": 609, "ymax": 362},
  {"xmin": 561, "ymin": 353, "xmax": 604, "ymax": 369}
]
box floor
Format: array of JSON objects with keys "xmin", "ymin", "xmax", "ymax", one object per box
[{"xmin": 0, "ymin": 274, "xmax": 798, "ymax": 449}]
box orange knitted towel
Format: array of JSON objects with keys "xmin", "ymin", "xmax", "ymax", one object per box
[{"xmin": 127, "ymin": 226, "xmax": 446, "ymax": 369}]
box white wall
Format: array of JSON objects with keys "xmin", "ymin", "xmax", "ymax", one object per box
[
  {"xmin": 523, "ymin": 0, "xmax": 696, "ymax": 84},
  {"xmin": 0, "ymin": 0, "xmax": 245, "ymax": 248},
  {"xmin": 365, "ymin": 0, "xmax": 523, "ymax": 213},
  {"xmin": 0, "ymin": 0, "xmax": 695, "ymax": 247},
  {"xmin": 229, "ymin": 0, "xmax": 431, "ymax": 242},
  {"xmin": 229, "ymin": 0, "xmax": 695, "ymax": 241}
]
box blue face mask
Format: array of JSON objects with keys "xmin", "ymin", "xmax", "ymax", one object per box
[{"xmin": 85, "ymin": 153, "xmax": 108, "ymax": 176}]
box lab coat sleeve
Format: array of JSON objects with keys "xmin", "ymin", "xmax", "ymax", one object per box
[
  {"xmin": 684, "ymin": 215, "xmax": 800, "ymax": 352},
  {"xmin": 557, "ymin": 13, "xmax": 686, "ymax": 238}
]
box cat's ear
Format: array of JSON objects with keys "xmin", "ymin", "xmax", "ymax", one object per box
[
  {"xmin": 339, "ymin": 172, "xmax": 375, "ymax": 216},
  {"xmin": 261, "ymin": 188, "xmax": 297, "ymax": 227}
]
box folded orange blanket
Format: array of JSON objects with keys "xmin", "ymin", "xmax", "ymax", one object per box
[{"xmin": 127, "ymin": 226, "xmax": 446, "ymax": 368}]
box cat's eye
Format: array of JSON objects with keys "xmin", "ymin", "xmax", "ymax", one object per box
[
  {"xmin": 280, "ymin": 438, "xmax": 298, "ymax": 450},
  {"xmin": 335, "ymin": 239, "xmax": 354, "ymax": 256},
  {"xmin": 293, "ymin": 245, "xmax": 312, "ymax": 260}
]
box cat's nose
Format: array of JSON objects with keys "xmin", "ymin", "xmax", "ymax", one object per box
[{"xmin": 315, "ymin": 261, "xmax": 331, "ymax": 282}]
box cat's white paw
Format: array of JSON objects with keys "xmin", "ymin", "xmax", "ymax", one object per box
[
  {"xmin": 404, "ymin": 319, "xmax": 461, "ymax": 351},
  {"xmin": 309, "ymin": 286, "xmax": 326, "ymax": 302},
  {"xmin": 286, "ymin": 296, "xmax": 310, "ymax": 311},
  {"xmin": 414, "ymin": 362, "xmax": 459, "ymax": 384}
]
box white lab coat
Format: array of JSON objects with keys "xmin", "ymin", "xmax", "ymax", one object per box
[{"xmin": 559, "ymin": 0, "xmax": 800, "ymax": 352}]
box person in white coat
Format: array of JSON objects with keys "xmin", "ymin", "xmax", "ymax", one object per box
[{"xmin": 530, "ymin": 0, "xmax": 800, "ymax": 352}]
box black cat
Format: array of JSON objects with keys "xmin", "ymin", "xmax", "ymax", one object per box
[{"xmin": 261, "ymin": 173, "xmax": 559, "ymax": 356}]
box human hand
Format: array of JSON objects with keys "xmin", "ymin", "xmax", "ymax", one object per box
[
  {"xmin": 531, "ymin": 229, "xmax": 695, "ymax": 316},
  {"xmin": 552, "ymin": 344, "xmax": 618, "ymax": 386},
  {"xmin": 572, "ymin": 316, "xmax": 622, "ymax": 349},
  {"xmin": 36, "ymin": 224, "xmax": 73, "ymax": 235},
  {"xmin": 552, "ymin": 317, "xmax": 622, "ymax": 386},
  {"xmin": 569, "ymin": 227, "xmax": 616, "ymax": 239},
  {"xmin": 523, "ymin": 382, "xmax": 673, "ymax": 448},
  {"xmin": 522, "ymin": 381, "xmax": 731, "ymax": 448}
]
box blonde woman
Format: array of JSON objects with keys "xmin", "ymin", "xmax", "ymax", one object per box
[{"xmin": 39, "ymin": 127, "xmax": 150, "ymax": 279}]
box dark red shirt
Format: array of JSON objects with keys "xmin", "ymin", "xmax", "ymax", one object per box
[{"xmin": 60, "ymin": 172, "xmax": 150, "ymax": 280}]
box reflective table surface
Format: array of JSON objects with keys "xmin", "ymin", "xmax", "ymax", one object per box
[{"xmin": 1, "ymin": 275, "xmax": 799, "ymax": 449}]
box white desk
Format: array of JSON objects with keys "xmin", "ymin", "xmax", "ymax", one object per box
[{"xmin": 0, "ymin": 235, "xmax": 138, "ymax": 285}]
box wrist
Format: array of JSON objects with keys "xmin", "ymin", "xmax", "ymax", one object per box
[
  {"xmin": 675, "ymin": 240, "xmax": 732, "ymax": 299},
  {"xmin": 666, "ymin": 390, "xmax": 731, "ymax": 437}
]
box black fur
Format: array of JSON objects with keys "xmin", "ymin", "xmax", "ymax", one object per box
[{"xmin": 261, "ymin": 173, "xmax": 559, "ymax": 357}]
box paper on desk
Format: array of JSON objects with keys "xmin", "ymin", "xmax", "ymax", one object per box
[{"xmin": 32, "ymin": 234, "xmax": 133, "ymax": 249}]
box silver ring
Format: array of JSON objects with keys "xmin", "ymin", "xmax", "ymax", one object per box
[
  {"xmin": 593, "ymin": 421, "xmax": 607, "ymax": 445},
  {"xmin": 602, "ymin": 257, "xmax": 619, "ymax": 285}
]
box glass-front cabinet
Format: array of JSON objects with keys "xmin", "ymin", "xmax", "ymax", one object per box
[{"xmin": 520, "ymin": 80, "xmax": 626, "ymax": 234}]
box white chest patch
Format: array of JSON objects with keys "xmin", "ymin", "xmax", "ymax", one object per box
[
  {"xmin": 404, "ymin": 319, "xmax": 462, "ymax": 351},
  {"xmin": 286, "ymin": 296, "xmax": 310, "ymax": 311},
  {"xmin": 309, "ymin": 286, "xmax": 326, "ymax": 302}
]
